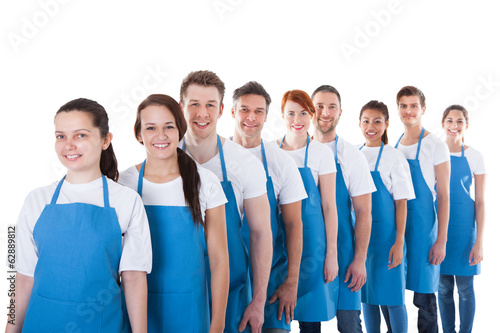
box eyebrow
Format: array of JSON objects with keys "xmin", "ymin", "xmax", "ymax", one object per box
[
  {"xmin": 54, "ymin": 129, "xmax": 91, "ymax": 134},
  {"xmin": 143, "ymin": 121, "xmax": 175, "ymax": 125},
  {"xmin": 240, "ymin": 104, "xmax": 265, "ymax": 110}
]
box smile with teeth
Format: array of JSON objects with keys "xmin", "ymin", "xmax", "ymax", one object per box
[
  {"xmin": 292, "ymin": 125, "xmax": 304, "ymax": 130},
  {"xmin": 244, "ymin": 123, "xmax": 257, "ymax": 128},
  {"xmin": 195, "ymin": 122, "xmax": 209, "ymax": 127},
  {"xmin": 153, "ymin": 143, "xmax": 170, "ymax": 148}
]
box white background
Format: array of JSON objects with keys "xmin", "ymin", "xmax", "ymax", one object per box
[{"xmin": 1, "ymin": 0, "xmax": 498, "ymax": 331}]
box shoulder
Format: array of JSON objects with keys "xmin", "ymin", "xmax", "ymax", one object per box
[
  {"xmin": 23, "ymin": 181, "xmax": 59, "ymax": 207},
  {"xmin": 383, "ymin": 144, "xmax": 407, "ymax": 160},
  {"xmin": 340, "ymin": 137, "xmax": 368, "ymax": 162},
  {"xmin": 106, "ymin": 177, "xmax": 142, "ymax": 203},
  {"xmin": 223, "ymin": 137, "xmax": 258, "ymax": 161},
  {"xmin": 197, "ymin": 165, "xmax": 220, "ymax": 184},
  {"xmin": 310, "ymin": 139, "xmax": 334, "ymax": 157},
  {"xmin": 118, "ymin": 165, "xmax": 140, "ymax": 189}
]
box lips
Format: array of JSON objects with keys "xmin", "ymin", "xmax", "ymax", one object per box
[
  {"xmin": 194, "ymin": 121, "xmax": 209, "ymax": 129},
  {"xmin": 64, "ymin": 154, "xmax": 81, "ymax": 161},
  {"xmin": 153, "ymin": 143, "xmax": 170, "ymax": 149}
]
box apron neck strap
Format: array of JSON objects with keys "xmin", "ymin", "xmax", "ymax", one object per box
[
  {"xmin": 395, "ymin": 128, "xmax": 425, "ymax": 160},
  {"xmin": 217, "ymin": 135, "xmax": 228, "ymax": 182},
  {"xmin": 334, "ymin": 135, "xmax": 339, "ymax": 164},
  {"xmin": 51, "ymin": 174, "xmax": 110, "ymax": 207},
  {"xmin": 461, "ymin": 144, "xmax": 465, "ymax": 157},
  {"xmin": 137, "ymin": 160, "xmax": 146, "ymax": 197},
  {"xmin": 374, "ymin": 142, "xmax": 385, "ymax": 171},
  {"xmin": 304, "ymin": 135, "xmax": 310, "ymax": 167},
  {"xmin": 261, "ymin": 140, "xmax": 270, "ymax": 178}
]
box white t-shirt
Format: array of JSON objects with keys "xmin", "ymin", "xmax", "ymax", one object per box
[
  {"xmin": 278, "ymin": 139, "xmax": 336, "ymax": 186},
  {"xmin": 357, "ymin": 144, "xmax": 416, "ymax": 201},
  {"xmin": 118, "ymin": 165, "xmax": 228, "ymax": 221},
  {"xmin": 323, "ymin": 136, "xmax": 376, "ymax": 197},
  {"xmin": 182, "ymin": 138, "xmax": 267, "ymax": 219},
  {"xmin": 396, "ymin": 133, "xmax": 450, "ymax": 199},
  {"xmin": 450, "ymin": 146, "xmax": 486, "ymax": 176},
  {"xmin": 245, "ymin": 140, "xmax": 307, "ymax": 205},
  {"xmin": 15, "ymin": 177, "xmax": 152, "ymax": 277}
]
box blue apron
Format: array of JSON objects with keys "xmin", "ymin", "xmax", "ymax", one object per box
[
  {"xmin": 23, "ymin": 175, "xmax": 124, "ymax": 333},
  {"xmin": 360, "ymin": 143, "xmax": 406, "ymax": 306},
  {"xmin": 239, "ymin": 140, "xmax": 289, "ymax": 330},
  {"xmin": 334, "ymin": 136, "xmax": 361, "ymax": 311},
  {"xmin": 280, "ymin": 136, "xmax": 338, "ymax": 322},
  {"xmin": 185, "ymin": 136, "xmax": 252, "ymax": 333},
  {"xmin": 137, "ymin": 161, "xmax": 209, "ymax": 332},
  {"xmin": 440, "ymin": 145, "xmax": 480, "ymax": 276},
  {"xmin": 396, "ymin": 129, "xmax": 439, "ymax": 293}
]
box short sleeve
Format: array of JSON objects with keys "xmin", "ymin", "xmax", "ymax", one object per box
[
  {"xmin": 433, "ymin": 139, "xmax": 450, "ymax": 166},
  {"xmin": 318, "ymin": 145, "xmax": 336, "ymax": 175},
  {"xmin": 201, "ymin": 168, "xmax": 228, "ymax": 210},
  {"xmin": 241, "ymin": 155, "xmax": 267, "ymax": 200},
  {"xmin": 119, "ymin": 194, "xmax": 152, "ymax": 273},
  {"xmin": 348, "ymin": 150, "xmax": 376, "ymax": 197},
  {"xmin": 14, "ymin": 199, "xmax": 39, "ymax": 277},
  {"xmin": 390, "ymin": 154, "xmax": 416, "ymax": 201}
]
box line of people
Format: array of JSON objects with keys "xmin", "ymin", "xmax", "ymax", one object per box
[{"xmin": 7, "ymin": 70, "xmax": 485, "ymax": 333}]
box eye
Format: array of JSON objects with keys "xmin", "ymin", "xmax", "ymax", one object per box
[
  {"xmin": 329, "ymin": 106, "xmax": 336, "ymax": 109},
  {"xmin": 191, "ymin": 103, "xmax": 199, "ymax": 107},
  {"xmin": 56, "ymin": 134, "xmax": 64, "ymax": 139},
  {"xmin": 316, "ymin": 105, "xmax": 323, "ymax": 109},
  {"xmin": 301, "ymin": 111, "xmax": 308, "ymax": 116},
  {"xmin": 146, "ymin": 126, "xmax": 155, "ymax": 131},
  {"xmin": 166, "ymin": 125, "xmax": 175, "ymax": 130},
  {"xmin": 207, "ymin": 103, "xmax": 215, "ymax": 108},
  {"xmin": 77, "ymin": 133, "xmax": 86, "ymax": 138}
]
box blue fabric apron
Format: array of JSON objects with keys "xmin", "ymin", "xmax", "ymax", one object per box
[
  {"xmin": 396, "ymin": 129, "xmax": 439, "ymax": 293},
  {"xmin": 239, "ymin": 140, "xmax": 289, "ymax": 330},
  {"xmin": 137, "ymin": 161, "xmax": 209, "ymax": 332},
  {"xmin": 334, "ymin": 136, "xmax": 361, "ymax": 310},
  {"xmin": 360, "ymin": 143, "xmax": 406, "ymax": 306},
  {"xmin": 23, "ymin": 175, "xmax": 124, "ymax": 333},
  {"xmin": 280, "ymin": 136, "xmax": 338, "ymax": 322},
  {"xmin": 185, "ymin": 136, "xmax": 252, "ymax": 333},
  {"xmin": 440, "ymin": 145, "xmax": 480, "ymax": 276}
]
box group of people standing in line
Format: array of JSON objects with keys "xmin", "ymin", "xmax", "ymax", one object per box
[{"xmin": 6, "ymin": 70, "xmax": 485, "ymax": 333}]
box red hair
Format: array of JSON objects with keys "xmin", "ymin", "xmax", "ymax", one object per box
[{"xmin": 281, "ymin": 90, "xmax": 315, "ymax": 116}]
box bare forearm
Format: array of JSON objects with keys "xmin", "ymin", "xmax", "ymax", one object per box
[
  {"xmin": 122, "ymin": 271, "xmax": 147, "ymax": 333},
  {"xmin": 250, "ymin": 228, "xmax": 273, "ymax": 304},
  {"xmin": 5, "ymin": 273, "xmax": 33, "ymax": 333},
  {"xmin": 475, "ymin": 199, "xmax": 485, "ymax": 245},
  {"xmin": 436, "ymin": 193, "xmax": 450, "ymax": 242},
  {"xmin": 394, "ymin": 200, "xmax": 407, "ymax": 244},
  {"xmin": 353, "ymin": 209, "xmax": 371, "ymax": 261},
  {"xmin": 209, "ymin": 255, "xmax": 229, "ymax": 331},
  {"xmin": 283, "ymin": 218, "xmax": 302, "ymax": 283}
]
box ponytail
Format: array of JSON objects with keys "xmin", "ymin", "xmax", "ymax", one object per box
[
  {"xmin": 359, "ymin": 100, "xmax": 390, "ymax": 145},
  {"xmin": 177, "ymin": 148, "xmax": 203, "ymax": 227},
  {"xmin": 100, "ymin": 143, "xmax": 119, "ymax": 182}
]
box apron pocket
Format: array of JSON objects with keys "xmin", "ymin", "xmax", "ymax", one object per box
[
  {"xmin": 148, "ymin": 291, "xmax": 195, "ymax": 333},
  {"xmin": 23, "ymin": 293, "xmax": 103, "ymax": 332}
]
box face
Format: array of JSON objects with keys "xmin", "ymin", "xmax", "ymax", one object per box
[
  {"xmin": 54, "ymin": 111, "xmax": 110, "ymax": 175},
  {"xmin": 181, "ymin": 84, "xmax": 223, "ymax": 140},
  {"xmin": 398, "ymin": 95, "xmax": 426, "ymax": 128},
  {"xmin": 283, "ymin": 100, "xmax": 311, "ymax": 138},
  {"xmin": 442, "ymin": 109, "xmax": 468, "ymax": 140},
  {"xmin": 312, "ymin": 91, "xmax": 342, "ymax": 134},
  {"xmin": 232, "ymin": 94, "xmax": 267, "ymax": 139},
  {"xmin": 137, "ymin": 105, "xmax": 179, "ymax": 160},
  {"xmin": 359, "ymin": 108, "xmax": 388, "ymax": 146}
]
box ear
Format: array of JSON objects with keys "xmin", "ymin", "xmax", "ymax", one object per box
[
  {"xmin": 103, "ymin": 133, "xmax": 113, "ymax": 150},
  {"xmin": 231, "ymin": 106, "xmax": 235, "ymax": 118},
  {"xmin": 218, "ymin": 103, "xmax": 224, "ymax": 118},
  {"xmin": 421, "ymin": 106, "xmax": 427, "ymax": 115}
]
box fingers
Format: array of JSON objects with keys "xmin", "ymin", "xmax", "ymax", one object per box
[
  {"xmin": 344, "ymin": 268, "xmax": 352, "ymax": 284},
  {"xmin": 269, "ymin": 292, "xmax": 278, "ymax": 304},
  {"xmin": 277, "ymin": 300, "xmax": 283, "ymax": 321},
  {"xmin": 238, "ymin": 315, "xmax": 248, "ymax": 332}
]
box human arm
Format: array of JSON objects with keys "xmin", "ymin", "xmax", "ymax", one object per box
[
  {"xmin": 5, "ymin": 273, "xmax": 34, "ymax": 333},
  {"xmin": 318, "ymin": 172, "xmax": 339, "ymax": 283},
  {"xmin": 238, "ymin": 194, "xmax": 272, "ymax": 333},
  {"xmin": 121, "ymin": 271, "xmax": 147, "ymax": 333},
  {"xmin": 205, "ymin": 205, "xmax": 229, "ymax": 333},
  {"xmin": 430, "ymin": 160, "xmax": 450, "ymax": 265},
  {"xmin": 470, "ymin": 174, "xmax": 486, "ymax": 265},
  {"xmin": 345, "ymin": 193, "xmax": 371, "ymax": 291},
  {"xmin": 269, "ymin": 200, "xmax": 302, "ymax": 324},
  {"xmin": 389, "ymin": 199, "xmax": 407, "ymax": 269}
]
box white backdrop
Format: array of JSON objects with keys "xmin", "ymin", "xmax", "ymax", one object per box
[{"xmin": 1, "ymin": 0, "xmax": 498, "ymax": 331}]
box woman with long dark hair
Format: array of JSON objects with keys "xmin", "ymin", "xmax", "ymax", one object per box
[
  {"xmin": 6, "ymin": 98, "xmax": 152, "ymax": 333},
  {"xmin": 119, "ymin": 94, "xmax": 229, "ymax": 333}
]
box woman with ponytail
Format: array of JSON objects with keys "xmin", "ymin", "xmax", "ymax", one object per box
[
  {"xmin": 6, "ymin": 98, "xmax": 152, "ymax": 333},
  {"xmin": 119, "ymin": 94, "xmax": 229, "ymax": 333},
  {"xmin": 357, "ymin": 100, "xmax": 415, "ymax": 333}
]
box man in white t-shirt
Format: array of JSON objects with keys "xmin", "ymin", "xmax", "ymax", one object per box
[
  {"xmin": 311, "ymin": 85, "xmax": 375, "ymax": 333},
  {"xmin": 395, "ymin": 86, "xmax": 450, "ymax": 333},
  {"xmin": 231, "ymin": 81, "xmax": 308, "ymax": 333},
  {"xmin": 179, "ymin": 71, "xmax": 273, "ymax": 333}
]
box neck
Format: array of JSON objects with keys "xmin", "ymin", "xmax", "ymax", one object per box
[
  {"xmin": 65, "ymin": 168, "xmax": 102, "ymax": 184},
  {"xmin": 184, "ymin": 130, "xmax": 220, "ymax": 164},
  {"xmin": 365, "ymin": 139, "xmax": 382, "ymax": 147},
  {"xmin": 282, "ymin": 133, "xmax": 308, "ymax": 151},
  {"xmin": 232, "ymin": 132, "xmax": 261, "ymax": 148},
  {"xmin": 445, "ymin": 136, "xmax": 463, "ymax": 153},
  {"xmin": 402, "ymin": 123, "xmax": 424, "ymax": 145},
  {"xmin": 314, "ymin": 127, "xmax": 336, "ymax": 143},
  {"xmin": 143, "ymin": 154, "xmax": 180, "ymax": 180}
]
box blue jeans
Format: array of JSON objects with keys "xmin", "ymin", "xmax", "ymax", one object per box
[
  {"xmin": 362, "ymin": 303, "xmax": 407, "ymax": 333},
  {"xmin": 438, "ymin": 274, "xmax": 475, "ymax": 333},
  {"xmin": 298, "ymin": 321, "xmax": 320, "ymax": 333},
  {"xmin": 337, "ymin": 310, "xmax": 362, "ymax": 333},
  {"xmin": 413, "ymin": 292, "xmax": 438, "ymax": 333}
]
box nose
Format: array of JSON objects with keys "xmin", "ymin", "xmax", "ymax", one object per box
[
  {"xmin": 247, "ymin": 111, "xmax": 256, "ymax": 121},
  {"xmin": 197, "ymin": 105, "xmax": 209, "ymax": 118},
  {"xmin": 320, "ymin": 107, "xmax": 330, "ymax": 117},
  {"xmin": 64, "ymin": 137, "xmax": 76, "ymax": 150},
  {"xmin": 159, "ymin": 129, "xmax": 168, "ymax": 139}
]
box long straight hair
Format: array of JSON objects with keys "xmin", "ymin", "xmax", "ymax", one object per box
[
  {"xmin": 134, "ymin": 94, "xmax": 203, "ymax": 226},
  {"xmin": 56, "ymin": 98, "xmax": 119, "ymax": 181}
]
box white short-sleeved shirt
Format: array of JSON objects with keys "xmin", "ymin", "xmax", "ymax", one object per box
[
  {"xmin": 15, "ymin": 177, "xmax": 152, "ymax": 277},
  {"xmin": 357, "ymin": 144, "xmax": 416, "ymax": 201},
  {"xmin": 323, "ymin": 136, "xmax": 376, "ymax": 197},
  {"xmin": 450, "ymin": 146, "xmax": 486, "ymax": 176},
  {"xmin": 182, "ymin": 138, "xmax": 267, "ymax": 219},
  {"xmin": 245, "ymin": 140, "xmax": 307, "ymax": 205},
  {"xmin": 396, "ymin": 133, "xmax": 450, "ymax": 199},
  {"xmin": 278, "ymin": 139, "xmax": 336, "ymax": 186},
  {"xmin": 118, "ymin": 165, "xmax": 228, "ymax": 221}
]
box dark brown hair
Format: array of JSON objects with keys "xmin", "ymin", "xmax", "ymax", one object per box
[
  {"xmin": 359, "ymin": 100, "xmax": 390, "ymax": 145},
  {"xmin": 233, "ymin": 81, "xmax": 272, "ymax": 113},
  {"xmin": 179, "ymin": 70, "xmax": 225, "ymax": 105},
  {"xmin": 135, "ymin": 94, "xmax": 203, "ymax": 226},
  {"xmin": 281, "ymin": 90, "xmax": 315, "ymax": 116},
  {"xmin": 56, "ymin": 98, "xmax": 119, "ymax": 181},
  {"xmin": 442, "ymin": 104, "xmax": 469, "ymax": 143},
  {"xmin": 311, "ymin": 85, "xmax": 342, "ymax": 108},
  {"xmin": 396, "ymin": 86, "xmax": 426, "ymax": 107}
]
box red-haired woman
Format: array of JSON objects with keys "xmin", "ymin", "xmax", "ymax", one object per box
[{"xmin": 278, "ymin": 90, "xmax": 339, "ymax": 332}]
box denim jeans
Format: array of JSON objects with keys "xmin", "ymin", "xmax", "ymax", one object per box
[
  {"xmin": 362, "ymin": 303, "xmax": 408, "ymax": 333},
  {"xmin": 298, "ymin": 321, "xmax": 320, "ymax": 333},
  {"xmin": 413, "ymin": 292, "xmax": 438, "ymax": 333},
  {"xmin": 438, "ymin": 274, "xmax": 475, "ymax": 333},
  {"xmin": 337, "ymin": 310, "xmax": 363, "ymax": 333}
]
